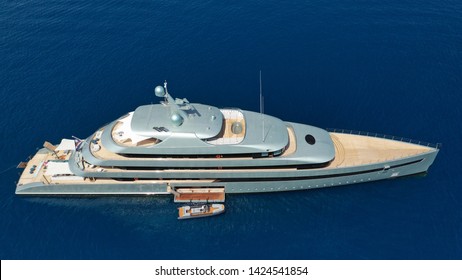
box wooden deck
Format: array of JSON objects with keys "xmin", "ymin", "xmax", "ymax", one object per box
[
  {"xmin": 18, "ymin": 131, "xmax": 436, "ymax": 188},
  {"xmin": 207, "ymin": 109, "xmax": 246, "ymax": 145},
  {"xmin": 281, "ymin": 127, "xmax": 297, "ymax": 156},
  {"xmin": 328, "ymin": 133, "xmax": 434, "ymax": 168},
  {"xmin": 92, "ymin": 135, "xmax": 132, "ymax": 160},
  {"xmin": 111, "ymin": 122, "xmax": 159, "ymax": 147},
  {"xmin": 17, "ymin": 152, "xmax": 50, "ymax": 186},
  {"xmin": 173, "ymin": 187, "xmax": 225, "ymax": 202}
]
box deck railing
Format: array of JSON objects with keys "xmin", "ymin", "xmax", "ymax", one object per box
[{"xmin": 326, "ymin": 128, "xmax": 442, "ymax": 149}]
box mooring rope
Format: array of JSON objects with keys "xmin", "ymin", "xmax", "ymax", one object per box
[{"xmin": 0, "ymin": 165, "xmax": 17, "ymax": 175}]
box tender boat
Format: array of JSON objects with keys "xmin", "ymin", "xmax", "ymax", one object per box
[{"xmin": 178, "ymin": 204, "xmax": 225, "ymax": 219}]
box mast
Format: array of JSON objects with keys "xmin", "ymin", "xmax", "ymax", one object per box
[
  {"xmin": 154, "ymin": 81, "xmax": 187, "ymax": 126},
  {"xmin": 260, "ymin": 70, "xmax": 265, "ymax": 142}
]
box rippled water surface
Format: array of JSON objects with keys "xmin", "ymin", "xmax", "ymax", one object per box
[{"xmin": 0, "ymin": 0, "xmax": 461, "ymax": 259}]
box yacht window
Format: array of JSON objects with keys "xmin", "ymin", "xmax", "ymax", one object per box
[{"xmin": 305, "ymin": 134, "xmax": 316, "ymax": 145}]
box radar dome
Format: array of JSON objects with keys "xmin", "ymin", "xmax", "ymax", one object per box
[
  {"xmin": 170, "ymin": 113, "xmax": 184, "ymax": 126},
  {"xmin": 155, "ymin": 86, "xmax": 166, "ymax": 97},
  {"xmin": 231, "ymin": 122, "xmax": 243, "ymax": 134}
]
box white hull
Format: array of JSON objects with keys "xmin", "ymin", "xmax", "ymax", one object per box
[{"xmin": 16, "ymin": 149, "xmax": 437, "ymax": 195}]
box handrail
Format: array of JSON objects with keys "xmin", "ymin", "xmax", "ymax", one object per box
[{"xmin": 326, "ymin": 128, "xmax": 442, "ymax": 149}]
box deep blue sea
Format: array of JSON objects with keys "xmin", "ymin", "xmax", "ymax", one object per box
[{"xmin": 1, "ymin": 0, "xmax": 461, "ymax": 260}]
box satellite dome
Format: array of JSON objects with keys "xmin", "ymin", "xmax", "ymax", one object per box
[
  {"xmin": 231, "ymin": 122, "xmax": 243, "ymax": 134},
  {"xmin": 154, "ymin": 86, "xmax": 166, "ymax": 97},
  {"xmin": 171, "ymin": 113, "xmax": 184, "ymax": 126}
]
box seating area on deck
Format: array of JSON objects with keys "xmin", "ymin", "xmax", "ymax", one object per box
[
  {"xmin": 111, "ymin": 113, "xmax": 160, "ymax": 147},
  {"xmin": 206, "ymin": 109, "xmax": 246, "ymax": 145}
]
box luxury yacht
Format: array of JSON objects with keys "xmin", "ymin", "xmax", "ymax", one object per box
[{"xmin": 16, "ymin": 81, "xmax": 439, "ymax": 198}]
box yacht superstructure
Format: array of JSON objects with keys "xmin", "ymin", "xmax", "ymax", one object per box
[{"xmin": 16, "ymin": 82, "xmax": 439, "ymax": 196}]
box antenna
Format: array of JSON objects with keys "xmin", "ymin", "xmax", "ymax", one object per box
[
  {"xmin": 259, "ymin": 70, "xmax": 265, "ymax": 142},
  {"xmin": 154, "ymin": 80, "xmax": 187, "ymax": 125}
]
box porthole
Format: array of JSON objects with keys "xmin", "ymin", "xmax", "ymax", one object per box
[{"xmin": 305, "ymin": 134, "xmax": 316, "ymax": 145}]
